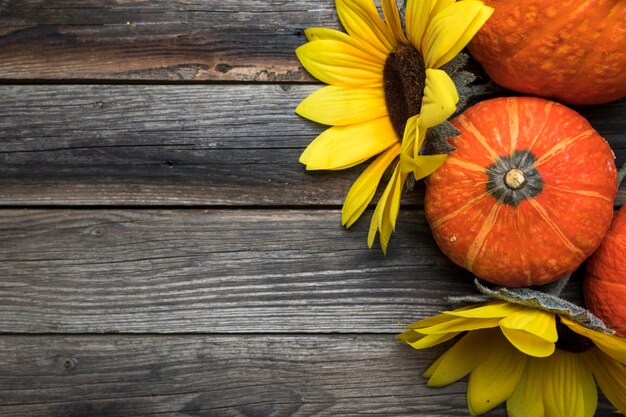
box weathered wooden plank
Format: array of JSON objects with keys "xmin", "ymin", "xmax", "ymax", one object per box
[
  {"xmin": 0, "ymin": 0, "xmax": 340, "ymax": 81},
  {"xmin": 0, "ymin": 335, "xmax": 479, "ymax": 417},
  {"xmin": 0, "ymin": 208, "xmax": 589, "ymax": 334},
  {"xmin": 0, "ymin": 334, "xmax": 618, "ymax": 417},
  {"xmin": 0, "ymin": 83, "xmax": 363, "ymax": 206},
  {"xmin": 1, "ymin": 85, "xmax": 624, "ymax": 206}
]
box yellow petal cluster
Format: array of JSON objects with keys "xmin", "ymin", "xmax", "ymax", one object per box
[
  {"xmin": 296, "ymin": 0, "xmax": 493, "ymax": 252},
  {"xmin": 399, "ymin": 300, "xmax": 626, "ymax": 416}
]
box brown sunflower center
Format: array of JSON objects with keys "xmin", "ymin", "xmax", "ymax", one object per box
[
  {"xmin": 555, "ymin": 319, "xmax": 595, "ymax": 353},
  {"xmin": 383, "ymin": 43, "xmax": 426, "ymax": 139}
]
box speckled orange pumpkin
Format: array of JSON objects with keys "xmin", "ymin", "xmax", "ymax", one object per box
[
  {"xmin": 468, "ymin": 0, "xmax": 626, "ymax": 105},
  {"xmin": 425, "ymin": 97, "xmax": 617, "ymax": 287},
  {"xmin": 585, "ymin": 206, "xmax": 626, "ymax": 337}
]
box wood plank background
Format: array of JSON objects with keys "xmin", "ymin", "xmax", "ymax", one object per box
[{"xmin": 0, "ymin": 1, "xmax": 624, "ymax": 416}]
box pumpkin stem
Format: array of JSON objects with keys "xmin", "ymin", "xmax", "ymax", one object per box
[{"xmin": 504, "ymin": 168, "xmax": 526, "ymax": 190}]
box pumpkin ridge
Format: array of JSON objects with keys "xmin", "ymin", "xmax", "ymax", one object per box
[
  {"xmin": 445, "ymin": 157, "xmax": 485, "ymax": 173},
  {"xmin": 507, "ymin": 98, "xmax": 520, "ymax": 155},
  {"xmin": 455, "ymin": 116, "xmax": 499, "ymax": 161},
  {"xmin": 512, "ymin": 210, "xmax": 533, "ymax": 284},
  {"xmin": 543, "ymin": 185, "xmax": 614, "ymax": 203},
  {"xmin": 526, "ymin": 198, "xmax": 584, "ymax": 256},
  {"xmin": 535, "ymin": 129, "xmax": 596, "ymax": 167},
  {"xmin": 464, "ymin": 198, "xmax": 504, "ymax": 271},
  {"xmin": 526, "ymin": 101, "xmax": 556, "ymax": 155},
  {"xmin": 430, "ymin": 192, "xmax": 490, "ymax": 229}
]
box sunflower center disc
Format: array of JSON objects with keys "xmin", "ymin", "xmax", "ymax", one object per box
[
  {"xmin": 383, "ymin": 44, "xmax": 427, "ymax": 139},
  {"xmin": 555, "ymin": 319, "xmax": 595, "ymax": 353}
]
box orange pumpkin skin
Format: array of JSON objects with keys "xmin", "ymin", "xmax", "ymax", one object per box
[
  {"xmin": 468, "ymin": 0, "xmax": 626, "ymax": 105},
  {"xmin": 425, "ymin": 97, "xmax": 617, "ymax": 287},
  {"xmin": 585, "ymin": 207, "xmax": 626, "ymax": 337}
]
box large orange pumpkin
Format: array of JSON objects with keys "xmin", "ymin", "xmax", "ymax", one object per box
[
  {"xmin": 468, "ymin": 0, "xmax": 626, "ymax": 105},
  {"xmin": 425, "ymin": 97, "xmax": 617, "ymax": 287},
  {"xmin": 585, "ymin": 207, "xmax": 626, "ymax": 337}
]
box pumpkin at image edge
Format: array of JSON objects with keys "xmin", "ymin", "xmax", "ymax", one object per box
[
  {"xmin": 585, "ymin": 206, "xmax": 626, "ymax": 337},
  {"xmin": 425, "ymin": 97, "xmax": 617, "ymax": 287},
  {"xmin": 468, "ymin": 0, "xmax": 626, "ymax": 105}
]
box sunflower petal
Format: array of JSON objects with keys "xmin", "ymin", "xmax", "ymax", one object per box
[
  {"xmin": 385, "ymin": 166, "xmax": 406, "ymax": 232},
  {"xmin": 442, "ymin": 300, "xmax": 520, "ymax": 319},
  {"xmin": 583, "ymin": 348, "xmax": 626, "ymax": 413},
  {"xmin": 542, "ymin": 350, "xmax": 597, "ymax": 417},
  {"xmin": 398, "ymin": 329, "xmax": 423, "ymax": 344},
  {"xmin": 405, "ymin": 310, "xmax": 464, "ymax": 329},
  {"xmin": 422, "ymin": 1, "xmax": 494, "ymax": 69},
  {"xmin": 305, "ymin": 27, "xmax": 356, "ymax": 43},
  {"xmin": 400, "ymin": 114, "xmax": 419, "ymax": 157},
  {"xmin": 501, "ymin": 328, "xmax": 555, "ymax": 358},
  {"xmin": 423, "ymin": 352, "xmax": 446, "ymax": 379},
  {"xmin": 368, "ymin": 170, "xmax": 392, "ymax": 250},
  {"xmin": 415, "ymin": 316, "xmax": 502, "ymax": 334},
  {"xmin": 405, "ymin": 0, "xmax": 436, "ymax": 50},
  {"xmin": 507, "ymin": 359, "xmax": 545, "ymax": 417},
  {"xmin": 367, "ymin": 164, "xmax": 405, "ymax": 252},
  {"xmin": 336, "ymin": 0, "xmax": 397, "ymax": 54},
  {"xmin": 304, "ymin": 28, "xmax": 388, "ymax": 62},
  {"xmin": 562, "ymin": 318, "xmax": 626, "ymax": 364},
  {"xmin": 467, "ymin": 332, "xmax": 526, "ymax": 415},
  {"xmin": 500, "ymin": 309, "xmax": 558, "ymax": 342},
  {"xmin": 382, "ymin": 0, "xmax": 407, "ymax": 43},
  {"xmin": 427, "ymin": 329, "xmax": 491, "ymax": 387},
  {"xmin": 499, "ymin": 309, "xmax": 557, "ymax": 357},
  {"xmin": 342, "ymin": 143, "xmax": 400, "ymax": 227},
  {"xmin": 419, "ymin": 68, "xmax": 459, "ymax": 128},
  {"xmin": 296, "ymin": 85, "xmax": 388, "ymax": 126},
  {"xmin": 414, "ymin": 120, "xmax": 427, "ymax": 158},
  {"xmin": 399, "ymin": 330, "xmax": 460, "ymax": 349},
  {"xmin": 399, "ymin": 153, "xmax": 448, "ymax": 180},
  {"xmin": 300, "ymin": 117, "xmax": 397, "ymax": 170},
  {"xmin": 296, "ymin": 39, "xmax": 384, "ymax": 87},
  {"xmin": 430, "ymin": 0, "xmax": 457, "ymax": 17},
  {"xmin": 405, "ymin": 303, "xmax": 510, "ymax": 329}
]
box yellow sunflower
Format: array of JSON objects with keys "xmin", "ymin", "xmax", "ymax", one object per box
[
  {"xmin": 399, "ymin": 300, "xmax": 626, "ymax": 416},
  {"xmin": 296, "ymin": 0, "xmax": 493, "ymax": 252}
]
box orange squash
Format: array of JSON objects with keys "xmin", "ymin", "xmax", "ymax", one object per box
[
  {"xmin": 425, "ymin": 97, "xmax": 617, "ymax": 287},
  {"xmin": 585, "ymin": 207, "xmax": 626, "ymax": 337},
  {"xmin": 468, "ymin": 0, "xmax": 626, "ymax": 105}
]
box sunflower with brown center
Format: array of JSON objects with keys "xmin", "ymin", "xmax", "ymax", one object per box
[
  {"xmin": 296, "ymin": 0, "xmax": 493, "ymax": 252},
  {"xmin": 399, "ymin": 300, "xmax": 626, "ymax": 416}
]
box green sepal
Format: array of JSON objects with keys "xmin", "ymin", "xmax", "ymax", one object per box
[
  {"xmin": 424, "ymin": 121, "xmax": 458, "ymax": 154},
  {"xmin": 474, "ymin": 278, "xmax": 613, "ymax": 334}
]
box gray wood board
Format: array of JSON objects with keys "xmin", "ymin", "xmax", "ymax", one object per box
[
  {"xmin": 0, "ymin": 334, "xmax": 491, "ymax": 417},
  {"xmin": 1, "ymin": 84, "xmax": 624, "ymax": 206},
  {"xmin": 0, "ymin": 334, "xmax": 617, "ymax": 417},
  {"xmin": 0, "ymin": 0, "xmax": 339, "ymax": 81},
  {"xmin": 0, "ymin": 208, "xmax": 587, "ymax": 334}
]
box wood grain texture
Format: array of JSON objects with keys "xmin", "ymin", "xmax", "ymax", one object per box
[
  {"xmin": 0, "ymin": 0, "xmax": 340, "ymax": 81},
  {"xmin": 1, "ymin": 85, "xmax": 624, "ymax": 206},
  {"xmin": 0, "ymin": 335, "xmax": 487, "ymax": 417},
  {"xmin": 0, "ymin": 334, "xmax": 618, "ymax": 417},
  {"xmin": 0, "ymin": 208, "xmax": 588, "ymax": 334},
  {"xmin": 3, "ymin": 1, "xmax": 624, "ymax": 415}
]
